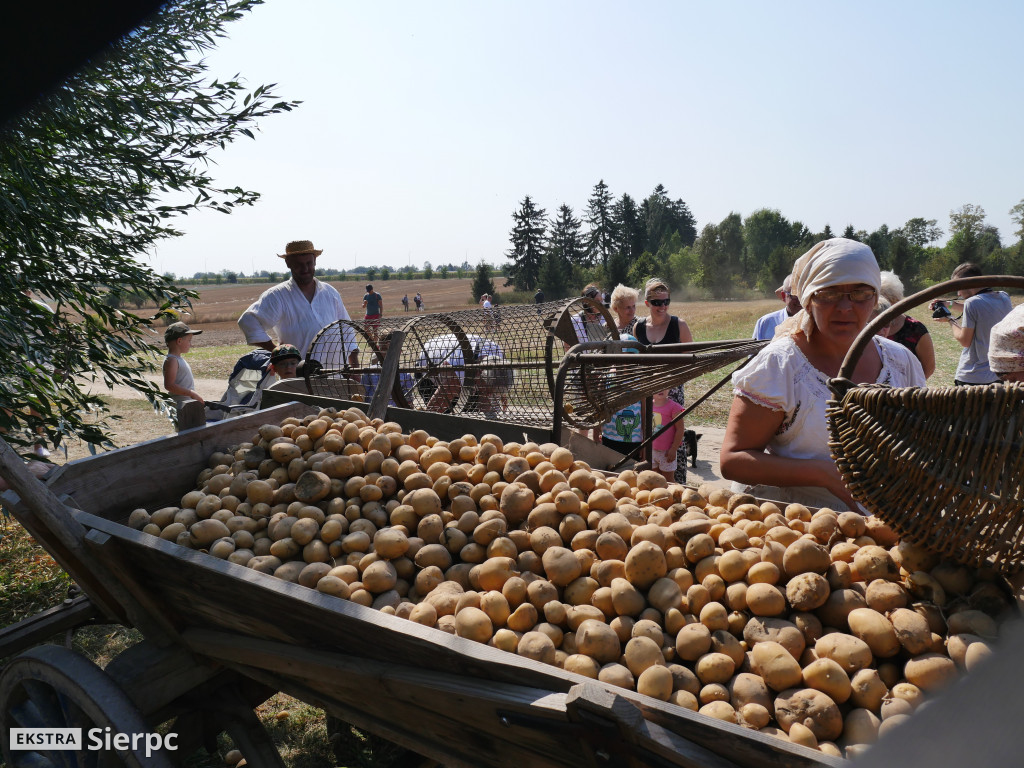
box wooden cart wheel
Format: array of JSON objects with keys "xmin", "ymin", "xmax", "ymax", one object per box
[{"xmin": 0, "ymin": 645, "xmax": 174, "ymax": 768}]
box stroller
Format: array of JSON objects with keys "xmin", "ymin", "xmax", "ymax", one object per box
[{"xmin": 205, "ymin": 349, "xmax": 275, "ymax": 421}]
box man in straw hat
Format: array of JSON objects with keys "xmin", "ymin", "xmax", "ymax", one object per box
[{"xmin": 238, "ymin": 240, "xmax": 356, "ymax": 369}]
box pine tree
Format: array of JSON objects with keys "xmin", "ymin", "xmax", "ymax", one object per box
[
  {"xmin": 471, "ymin": 262, "xmax": 496, "ymax": 303},
  {"xmin": 584, "ymin": 179, "xmax": 617, "ymax": 269},
  {"xmin": 505, "ymin": 196, "xmax": 547, "ymax": 291},
  {"xmin": 549, "ymin": 204, "xmax": 587, "ymax": 268},
  {"xmin": 613, "ymin": 193, "xmax": 645, "ymax": 273}
]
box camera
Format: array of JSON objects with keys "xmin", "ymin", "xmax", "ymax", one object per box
[{"xmin": 932, "ymin": 303, "xmax": 952, "ymax": 319}]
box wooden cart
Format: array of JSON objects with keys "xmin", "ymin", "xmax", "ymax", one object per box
[{"xmin": 0, "ymin": 401, "xmax": 840, "ymax": 768}]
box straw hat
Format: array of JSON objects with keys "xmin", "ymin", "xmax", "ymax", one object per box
[{"xmin": 278, "ymin": 240, "xmax": 323, "ymax": 259}]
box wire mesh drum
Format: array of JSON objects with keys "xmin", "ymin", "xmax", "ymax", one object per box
[
  {"xmin": 304, "ymin": 298, "xmax": 617, "ymax": 427},
  {"xmin": 555, "ymin": 339, "xmax": 768, "ymax": 429}
]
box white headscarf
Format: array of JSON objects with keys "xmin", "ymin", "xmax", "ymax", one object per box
[
  {"xmin": 989, "ymin": 304, "xmax": 1024, "ymax": 374},
  {"xmin": 777, "ymin": 238, "xmax": 881, "ymax": 339}
]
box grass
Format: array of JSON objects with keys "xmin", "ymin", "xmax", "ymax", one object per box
[{"xmin": 187, "ymin": 343, "xmax": 252, "ymax": 380}]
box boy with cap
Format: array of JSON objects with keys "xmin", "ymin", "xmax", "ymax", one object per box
[
  {"xmin": 163, "ymin": 321, "xmax": 203, "ymax": 410},
  {"xmin": 269, "ymin": 344, "xmax": 301, "ymax": 380}
]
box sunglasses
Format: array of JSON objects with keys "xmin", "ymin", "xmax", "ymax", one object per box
[
  {"xmin": 811, "ymin": 287, "xmax": 877, "ymax": 305},
  {"xmin": 648, "ymin": 298, "xmax": 671, "ymax": 307}
]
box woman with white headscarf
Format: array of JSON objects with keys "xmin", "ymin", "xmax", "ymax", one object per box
[{"xmin": 720, "ymin": 238, "xmax": 926, "ymax": 511}]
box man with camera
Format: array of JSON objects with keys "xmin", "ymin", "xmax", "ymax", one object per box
[{"xmin": 930, "ymin": 262, "xmax": 1012, "ymax": 385}]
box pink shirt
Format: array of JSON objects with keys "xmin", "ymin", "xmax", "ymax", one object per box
[{"xmin": 652, "ymin": 399, "xmax": 684, "ymax": 451}]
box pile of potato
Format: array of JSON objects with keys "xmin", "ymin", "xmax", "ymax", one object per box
[{"xmin": 128, "ymin": 407, "xmax": 1015, "ymax": 758}]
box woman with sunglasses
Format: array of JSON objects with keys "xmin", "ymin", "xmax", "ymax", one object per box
[
  {"xmin": 720, "ymin": 238, "xmax": 926, "ymax": 511},
  {"xmin": 634, "ymin": 278, "xmax": 693, "ymax": 481}
]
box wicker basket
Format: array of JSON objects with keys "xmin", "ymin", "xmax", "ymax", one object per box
[{"xmin": 827, "ymin": 275, "xmax": 1024, "ymax": 574}]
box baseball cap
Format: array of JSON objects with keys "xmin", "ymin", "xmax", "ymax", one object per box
[
  {"xmin": 164, "ymin": 322, "xmax": 202, "ymax": 342},
  {"xmin": 270, "ymin": 343, "xmax": 302, "ymax": 363}
]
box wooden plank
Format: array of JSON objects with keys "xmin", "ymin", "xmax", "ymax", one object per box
[
  {"xmin": 176, "ymin": 400, "xmax": 206, "ymax": 432},
  {"xmin": 103, "ymin": 641, "xmax": 221, "ymax": 717},
  {"xmin": 367, "ymin": 330, "xmax": 405, "ymax": 421},
  {"xmin": 0, "ymin": 438, "xmax": 127, "ymax": 623},
  {"xmin": 0, "ymin": 594, "xmax": 98, "ymax": 659},
  {"xmin": 183, "ymin": 629, "xmax": 600, "ymax": 768},
  {"xmin": 43, "ymin": 402, "xmax": 314, "ymax": 521},
  {"xmin": 82, "ymin": 529, "xmax": 181, "ymax": 647}
]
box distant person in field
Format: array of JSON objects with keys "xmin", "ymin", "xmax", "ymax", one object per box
[
  {"xmin": 534, "ymin": 287, "xmax": 544, "ymax": 304},
  {"xmin": 753, "ymin": 274, "xmax": 801, "ymax": 341},
  {"xmin": 402, "ymin": 294, "xmax": 409, "ymax": 312},
  {"xmin": 930, "ymin": 262, "xmax": 1012, "ymax": 386},
  {"xmin": 414, "ymin": 292, "xmax": 424, "ymax": 311},
  {"xmin": 163, "ymin": 321, "xmax": 204, "ymax": 411},
  {"xmin": 362, "ymin": 283, "xmax": 383, "ymax": 340},
  {"xmin": 237, "ymin": 239, "xmax": 356, "ymax": 370}
]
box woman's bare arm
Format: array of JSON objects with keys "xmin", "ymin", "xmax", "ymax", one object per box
[{"xmin": 720, "ymin": 395, "xmax": 858, "ymax": 509}]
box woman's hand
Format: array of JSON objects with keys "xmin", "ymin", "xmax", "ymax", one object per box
[{"xmin": 808, "ymin": 459, "xmax": 862, "ymax": 513}]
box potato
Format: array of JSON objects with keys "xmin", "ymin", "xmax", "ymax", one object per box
[
  {"xmin": 517, "ymin": 631, "xmax": 556, "ymax": 664},
  {"xmin": 455, "ymin": 607, "xmax": 493, "ymax": 643},
  {"xmin": 853, "ymin": 545, "xmax": 899, "ymax": 582},
  {"xmin": 801, "ymin": 658, "xmax": 851, "ymax": 704},
  {"xmin": 541, "ymin": 546, "xmax": 582, "ymax": 587},
  {"xmin": 751, "ymin": 642, "xmax": 803, "ymax": 692},
  {"xmin": 745, "ymin": 583, "xmax": 787, "ymax": 617},
  {"xmin": 727, "ymin": 672, "xmax": 772, "ymax": 712},
  {"xmin": 675, "ymin": 623, "xmax": 712, "ymax": 662},
  {"xmin": 773, "ymin": 688, "xmax": 843, "ymax": 741},
  {"xmin": 889, "ymin": 607, "xmax": 933, "ymax": 656},
  {"xmin": 848, "ymin": 668, "xmax": 888, "ymax": 711},
  {"xmin": 785, "ymin": 573, "xmax": 830, "ymax": 612},
  {"xmin": 847, "ymin": 608, "xmax": 900, "ymax": 658},
  {"xmin": 815, "ymin": 634, "xmax": 873, "ymax": 674},
  {"xmin": 695, "ymin": 653, "xmax": 736, "ymax": 685},
  {"xmin": 698, "ymin": 701, "xmax": 736, "ymax": 723},
  {"xmin": 815, "ymin": 588, "xmax": 867, "ymax": 631},
  {"xmin": 841, "ymin": 708, "xmax": 881, "ymax": 747},
  {"xmin": 946, "ymin": 609, "xmax": 998, "ymax": 639},
  {"xmin": 624, "ymin": 540, "xmax": 667, "ymax": 589},
  {"xmin": 865, "ymin": 579, "xmax": 908, "ymax": 613},
  {"xmin": 576, "ymin": 619, "xmax": 622, "ymax": 664},
  {"xmin": 637, "ymin": 665, "xmax": 673, "ymax": 701},
  {"xmin": 782, "ymin": 538, "xmax": 831, "ymax": 576},
  {"xmin": 903, "ymin": 653, "xmax": 958, "ymax": 692},
  {"xmin": 742, "ymin": 617, "xmax": 806, "ymax": 660}
]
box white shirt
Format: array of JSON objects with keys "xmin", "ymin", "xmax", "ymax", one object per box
[
  {"xmin": 730, "ymin": 334, "xmax": 926, "ymax": 509},
  {"xmin": 752, "ymin": 307, "xmax": 789, "ymax": 341},
  {"xmin": 238, "ymin": 278, "xmax": 356, "ymax": 369}
]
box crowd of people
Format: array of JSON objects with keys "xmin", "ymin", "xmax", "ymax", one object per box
[
  {"xmin": 151, "ymin": 235, "xmax": 1024, "ymax": 511},
  {"xmin": 6, "ymin": 235, "xmax": 1021, "ymax": 507}
]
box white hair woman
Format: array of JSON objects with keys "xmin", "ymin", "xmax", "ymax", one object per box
[
  {"xmin": 609, "ymin": 284, "xmax": 639, "ymax": 335},
  {"xmin": 720, "ymin": 239, "xmax": 926, "ymax": 511},
  {"xmin": 878, "ymin": 270, "xmax": 936, "ymax": 378}
]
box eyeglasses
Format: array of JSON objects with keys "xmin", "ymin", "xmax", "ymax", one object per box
[
  {"xmin": 648, "ymin": 298, "xmax": 671, "ymax": 307},
  {"xmin": 811, "ymin": 287, "xmax": 877, "ymax": 305}
]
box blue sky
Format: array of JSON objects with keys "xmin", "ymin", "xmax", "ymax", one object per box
[{"xmin": 152, "ymin": 0, "xmax": 1024, "ymax": 278}]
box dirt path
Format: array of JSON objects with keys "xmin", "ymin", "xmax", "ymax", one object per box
[{"xmin": 683, "ymin": 426, "xmax": 729, "ymax": 490}]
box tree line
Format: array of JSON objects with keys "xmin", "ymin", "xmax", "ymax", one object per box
[{"xmin": 505, "ymin": 181, "xmax": 1024, "ymax": 299}]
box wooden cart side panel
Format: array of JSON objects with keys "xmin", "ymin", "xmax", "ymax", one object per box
[
  {"xmin": 79, "ymin": 513, "xmax": 834, "ymax": 768},
  {"xmin": 45, "ymin": 403, "xmax": 315, "ymax": 521}
]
